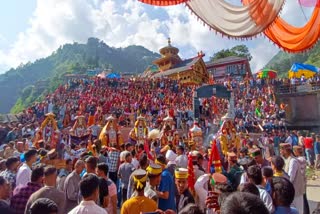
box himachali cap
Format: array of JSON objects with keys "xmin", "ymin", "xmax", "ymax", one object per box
[
  {"xmin": 293, "ymin": 145, "xmax": 303, "ymax": 153},
  {"xmin": 47, "ymin": 149, "xmax": 57, "ymax": 160},
  {"xmin": 211, "ymin": 173, "xmax": 227, "ymax": 185},
  {"xmin": 165, "ymin": 150, "xmax": 177, "ymax": 161},
  {"xmin": 132, "ymin": 169, "xmax": 148, "ymax": 189},
  {"xmin": 175, "ymin": 168, "xmax": 188, "ymax": 179},
  {"xmin": 191, "ymin": 150, "xmax": 200, "ymax": 161},
  {"xmin": 146, "ymin": 164, "xmax": 162, "ymax": 176},
  {"xmin": 280, "ymin": 143, "xmax": 292, "ymax": 150},
  {"xmin": 250, "ymin": 148, "xmax": 261, "ymax": 157}
]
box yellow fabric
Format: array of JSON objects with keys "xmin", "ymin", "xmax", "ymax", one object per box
[
  {"xmin": 155, "ymin": 159, "xmax": 166, "ymax": 168},
  {"xmin": 288, "ymin": 70, "xmax": 317, "ymax": 79},
  {"xmin": 99, "ymin": 124, "xmax": 107, "ymax": 146},
  {"xmin": 274, "ymin": 171, "xmax": 284, "ymax": 177},
  {"xmin": 175, "ymin": 171, "xmax": 188, "ymax": 179},
  {"xmin": 133, "ymin": 174, "xmax": 147, "ymax": 189},
  {"xmin": 120, "ymin": 196, "xmax": 157, "ymax": 214},
  {"xmin": 146, "ymin": 166, "xmax": 162, "ymax": 175},
  {"xmin": 220, "ymin": 135, "xmax": 228, "ymax": 156}
]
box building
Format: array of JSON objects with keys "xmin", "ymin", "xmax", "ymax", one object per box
[
  {"xmin": 205, "ymin": 56, "xmax": 251, "ymax": 81},
  {"xmin": 142, "ymin": 38, "xmax": 210, "ymax": 85}
]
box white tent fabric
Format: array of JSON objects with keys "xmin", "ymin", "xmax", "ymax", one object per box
[{"xmin": 186, "ymin": 0, "xmax": 285, "ymax": 38}]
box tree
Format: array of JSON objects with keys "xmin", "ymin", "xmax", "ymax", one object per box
[{"xmin": 210, "ymin": 45, "xmax": 252, "ymax": 61}]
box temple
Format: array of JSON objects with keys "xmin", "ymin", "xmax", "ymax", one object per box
[{"xmin": 142, "ymin": 38, "xmax": 210, "ymax": 85}]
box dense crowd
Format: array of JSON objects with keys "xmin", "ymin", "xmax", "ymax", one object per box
[{"xmin": 0, "ymin": 75, "xmax": 319, "ymax": 214}]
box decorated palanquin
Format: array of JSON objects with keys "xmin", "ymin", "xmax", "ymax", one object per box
[
  {"xmin": 160, "ymin": 115, "xmax": 176, "ymax": 146},
  {"xmin": 129, "ymin": 115, "xmax": 148, "ymax": 145},
  {"xmin": 230, "ymin": 128, "xmax": 241, "ymax": 156},
  {"xmin": 99, "ymin": 116, "xmax": 123, "ymax": 147},
  {"xmin": 70, "ymin": 115, "xmax": 90, "ymax": 144},
  {"xmin": 45, "ymin": 149, "xmax": 66, "ymax": 170},
  {"xmin": 35, "ymin": 113, "xmax": 59, "ymax": 149},
  {"xmin": 188, "ymin": 122, "xmax": 203, "ymax": 152}
]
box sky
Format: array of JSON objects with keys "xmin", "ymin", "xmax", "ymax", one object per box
[{"xmin": 0, "ymin": 0, "xmax": 314, "ymax": 74}]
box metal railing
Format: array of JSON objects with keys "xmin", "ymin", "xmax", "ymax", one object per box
[{"xmin": 275, "ymin": 82, "xmax": 320, "ymax": 94}]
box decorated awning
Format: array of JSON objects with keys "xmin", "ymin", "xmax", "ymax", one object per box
[
  {"xmin": 288, "ymin": 63, "xmax": 319, "ymax": 79},
  {"xmin": 186, "ymin": 0, "xmax": 285, "ymax": 38},
  {"xmin": 138, "ymin": 0, "xmax": 187, "ymax": 6},
  {"xmin": 137, "ymin": 0, "xmax": 320, "ymax": 53},
  {"xmin": 243, "ymin": 0, "xmax": 320, "ymax": 52}
]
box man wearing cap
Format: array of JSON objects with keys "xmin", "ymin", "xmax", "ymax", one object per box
[
  {"xmin": 121, "ymin": 169, "xmax": 157, "ymax": 214},
  {"xmin": 250, "ymin": 148, "xmax": 270, "ymax": 168},
  {"xmin": 194, "ymin": 172, "xmax": 227, "ymax": 211},
  {"xmin": 280, "ymin": 143, "xmax": 304, "ymax": 214},
  {"xmin": 155, "ymin": 154, "xmax": 176, "ymax": 212},
  {"xmin": 224, "ymin": 152, "xmax": 242, "ymax": 190},
  {"xmin": 175, "ymin": 168, "xmax": 195, "ymax": 213},
  {"xmin": 144, "ymin": 163, "xmax": 162, "ymax": 203},
  {"xmin": 165, "ymin": 149, "xmax": 177, "ymax": 176}
]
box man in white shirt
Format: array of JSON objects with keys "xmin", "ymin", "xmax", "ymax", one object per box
[
  {"xmin": 69, "ymin": 173, "xmax": 108, "ymax": 214},
  {"xmin": 16, "ymin": 149, "xmax": 38, "ymax": 187},
  {"xmin": 175, "ymin": 146, "xmax": 188, "ymax": 168},
  {"xmin": 280, "ymin": 143, "xmax": 305, "ymax": 214},
  {"xmin": 247, "ymin": 165, "xmax": 274, "ymax": 213}
]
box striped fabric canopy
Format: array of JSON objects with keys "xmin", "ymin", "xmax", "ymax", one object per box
[
  {"xmin": 243, "ymin": 0, "xmax": 320, "ymax": 52},
  {"xmin": 138, "ymin": 0, "xmax": 187, "ymax": 6},
  {"xmin": 186, "ymin": 0, "xmax": 285, "ymax": 38}
]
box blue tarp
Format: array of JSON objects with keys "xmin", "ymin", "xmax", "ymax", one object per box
[{"xmin": 106, "ymin": 73, "xmax": 121, "ymax": 79}]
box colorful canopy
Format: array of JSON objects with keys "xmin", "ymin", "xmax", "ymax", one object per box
[
  {"xmin": 138, "ymin": 0, "xmax": 187, "ymax": 6},
  {"xmin": 106, "ymin": 73, "xmax": 121, "ymax": 79},
  {"xmin": 138, "ymin": 0, "xmax": 320, "ymax": 53},
  {"xmin": 243, "ymin": 0, "xmax": 320, "ymax": 52},
  {"xmin": 288, "ymin": 63, "xmax": 319, "ymax": 78},
  {"xmin": 256, "ymin": 69, "xmax": 277, "ymax": 79},
  {"xmin": 186, "ymin": 0, "xmax": 285, "ymax": 38}
]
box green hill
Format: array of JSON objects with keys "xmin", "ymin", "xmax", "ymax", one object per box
[
  {"xmin": 0, "ymin": 38, "xmax": 160, "ymax": 113},
  {"xmin": 265, "ymin": 42, "xmax": 320, "ymax": 78}
]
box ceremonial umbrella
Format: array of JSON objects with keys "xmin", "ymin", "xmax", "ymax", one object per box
[{"xmin": 256, "ymin": 69, "xmax": 277, "ymax": 79}]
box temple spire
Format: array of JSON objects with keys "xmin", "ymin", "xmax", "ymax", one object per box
[{"xmin": 168, "ymin": 37, "xmax": 171, "ymax": 46}]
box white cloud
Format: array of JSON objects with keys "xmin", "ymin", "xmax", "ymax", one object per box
[{"xmin": 0, "ymin": 0, "xmax": 315, "ymax": 74}]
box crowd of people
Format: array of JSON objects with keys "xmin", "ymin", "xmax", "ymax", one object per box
[{"xmin": 0, "ymin": 75, "xmax": 319, "ymax": 214}]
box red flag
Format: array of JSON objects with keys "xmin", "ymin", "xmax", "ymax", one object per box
[
  {"xmin": 208, "ymin": 139, "xmax": 222, "ymax": 173},
  {"xmin": 188, "ymin": 152, "xmax": 195, "ymax": 192}
]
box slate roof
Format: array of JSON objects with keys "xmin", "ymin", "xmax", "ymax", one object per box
[
  {"xmin": 153, "ymin": 56, "xmax": 201, "ymax": 78},
  {"xmin": 205, "ymin": 56, "xmax": 248, "ymax": 67}
]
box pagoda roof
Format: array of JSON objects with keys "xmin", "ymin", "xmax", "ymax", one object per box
[{"xmin": 153, "ymin": 56, "xmax": 202, "ymax": 78}]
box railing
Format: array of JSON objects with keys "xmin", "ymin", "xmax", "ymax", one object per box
[{"xmin": 275, "ymin": 82, "xmax": 320, "ymax": 94}]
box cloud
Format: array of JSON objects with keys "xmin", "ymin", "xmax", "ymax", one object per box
[{"xmin": 0, "ymin": 0, "xmax": 315, "ymax": 74}]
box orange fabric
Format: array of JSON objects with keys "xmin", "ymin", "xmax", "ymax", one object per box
[
  {"xmin": 243, "ymin": 0, "xmax": 320, "ymax": 52},
  {"xmin": 139, "ymin": 0, "xmax": 187, "ymax": 6},
  {"xmin": 248, "ymin": 0, "xmax": 277, "ymax": 26}
]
